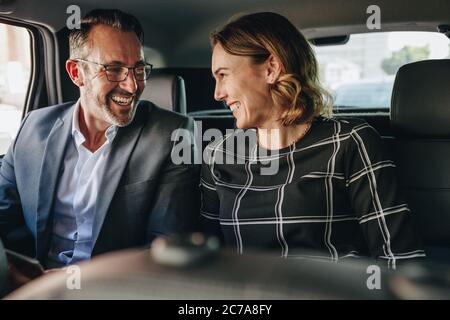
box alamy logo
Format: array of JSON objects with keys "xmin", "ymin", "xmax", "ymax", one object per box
[
  {"xmin": 366, "ymin": 5, "xmax": 381, "ymax": 30},
  {"xmin": 366, "ymin": 265, "xmax": 381, "ymax": 290},
  {"xmin": 65, "ymin": 265, "xmax": 81, "ymax": 290},
  {"xmin": 66, "ymin": 5, "xmax": 81, "ymax": 30},
  {"xmin": 170, "ymin": 121, "xmax": 280, "ymax": 175}
]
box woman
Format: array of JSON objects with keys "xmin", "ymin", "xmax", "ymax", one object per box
[{"xmin": 200, "ymin": 12, "xmax": 424, "ymax": 268}]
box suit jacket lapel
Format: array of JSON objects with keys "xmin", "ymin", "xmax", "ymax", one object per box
[
  {"xmin": 36, "ymin": 105, "xmax": 74, "ymax": 260},
  {"xmin": 91, "ymin": 103, "xmax": 148, "ymax": 248}
]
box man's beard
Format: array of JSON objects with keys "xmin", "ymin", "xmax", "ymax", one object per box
[
  {"xmin": 103, "ymin": 97, "xmax": 138, "ymax": 127},
  {"xmin": 87, "ymin": 87, "xmax": 138, "ymax": 127}
]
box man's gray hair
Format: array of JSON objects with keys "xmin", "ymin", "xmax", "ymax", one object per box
[{"xmin": 69, "ymin": 9, "xmax": 144, "ymax": 59}]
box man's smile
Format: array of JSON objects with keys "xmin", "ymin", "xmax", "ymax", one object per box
[{"xmin": 110, "ymin": 94, "xmax": 134, "ymax": 106}]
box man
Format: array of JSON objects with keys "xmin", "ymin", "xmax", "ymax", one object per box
[{"xmin": 0, "ymin": 9, "xmax": 200, "ymax": 269}]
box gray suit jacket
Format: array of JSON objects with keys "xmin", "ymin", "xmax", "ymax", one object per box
[{"xmin": 0, "ymin": 100, "xmax": 200, "ymax": 264}]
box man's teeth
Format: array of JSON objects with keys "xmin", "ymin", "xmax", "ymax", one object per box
[
  {"xmin": 230, "ymin": 103, "xmax": 240, "ymax": 111},
  {"xmin": 111, "ymin": 95, "xmax": 133, "ymax": 105}
]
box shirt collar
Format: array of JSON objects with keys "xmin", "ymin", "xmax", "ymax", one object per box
[{"xmin": 71, "ymin": 99, "xmax": 119, "ymax": 148}]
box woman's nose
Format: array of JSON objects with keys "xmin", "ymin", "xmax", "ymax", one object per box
[{"xmin": 214, "ymin": 82, "xmax": 226, "ymax": 102}]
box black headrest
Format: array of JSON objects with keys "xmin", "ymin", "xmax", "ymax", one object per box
[
  {"xmin": 390, "ymin": 59, "xmax": 450, "ymax": 137},
  {"xmin": 153, "ymin": 68, "xmax": 225, "ymax": 113},
  {"xmin": 140, "ymin": 74, "xmax": 187, "ymax": 114}
]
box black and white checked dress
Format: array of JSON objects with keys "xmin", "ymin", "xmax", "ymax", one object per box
[{"xmin": 200, "ymin": 117, "xmax": 425, "ymax": 269}]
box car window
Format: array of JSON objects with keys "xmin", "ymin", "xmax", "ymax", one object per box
[
  {"xmin": 313, "ymin": 32, "xmax": 450, "ymax": 110},
  {"xmin": 0, "ymin": 23, "xmax": 31, "ymax": 155}
]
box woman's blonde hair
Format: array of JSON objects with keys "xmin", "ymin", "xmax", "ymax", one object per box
[{"xmin": 210, "ymin": 12, "xmax": 332, "ymax": 125}]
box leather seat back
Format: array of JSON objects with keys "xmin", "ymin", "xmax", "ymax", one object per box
[
  {"xmin": 388, "ymin": 59, "xmax": 450, "ymax": 260},
  {"xmin": 140, "ymin": 74, "xmax": 187, "ymax": 114}
]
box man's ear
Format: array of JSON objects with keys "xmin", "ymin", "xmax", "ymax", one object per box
[
  {"xmin": 266, "ymin": 54, "xmax": 285, "ymax": 84},
  {"xmin": 66, "ymin": 59, "xmax": 83, "ymax": 87}
]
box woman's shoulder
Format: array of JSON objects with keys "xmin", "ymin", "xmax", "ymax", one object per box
[
  {"xmin": 308, "ymin": 117, "xmax": 382, "ymax": 150},
  {"xmin": 313, "ymin": 116, "xmax": 377, "ymax": 135}
]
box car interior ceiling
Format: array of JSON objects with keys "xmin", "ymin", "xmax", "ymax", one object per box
[{"xmin": 1, "ymin": 0, "xmax": 450, "ymax": 277}]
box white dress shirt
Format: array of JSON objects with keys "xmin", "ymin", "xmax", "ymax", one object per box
[{"xmin": 46, "ymin": 100, "xmax": 118, "ymax": 268}]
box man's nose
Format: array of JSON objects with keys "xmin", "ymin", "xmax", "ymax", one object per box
[{"xmin": 120, "ymin": 68, "xmax": 138, "ymax": 93}]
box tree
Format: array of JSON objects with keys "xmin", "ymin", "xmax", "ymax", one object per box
[{"xmin": 381, "ymin": 45, "xmax": 430, "ymax": 75}]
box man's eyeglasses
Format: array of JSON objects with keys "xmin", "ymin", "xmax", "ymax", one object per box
[{"xmin": 73, "ymin": 58, "xmax": 153, "ymax": 82}]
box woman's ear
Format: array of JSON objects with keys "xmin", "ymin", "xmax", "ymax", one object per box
[
  {"xmin": 266, "ymin": 54, "xmax": 285, "ymax": 84},
  {"xmin": 66, "ymin": 59, "xmax": 84, "ymax": 87}
]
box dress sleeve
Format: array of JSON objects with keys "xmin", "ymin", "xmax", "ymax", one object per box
[
  {"xmin": 199, "ymin": 146, "xmax": 223, "ymax": 242},
  {"xmin": 345, "ymin": 122, "xmax": 426, "ymax": 269}
]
